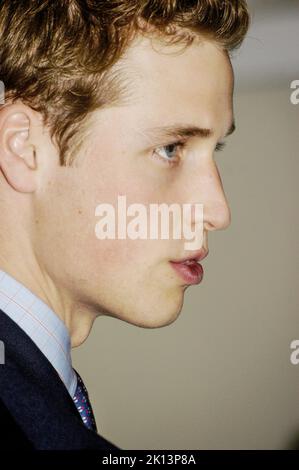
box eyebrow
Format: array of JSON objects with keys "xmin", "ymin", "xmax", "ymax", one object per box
[{"xmin": 142, "ymin": 120, "xmax": 236, "ymax": 144}]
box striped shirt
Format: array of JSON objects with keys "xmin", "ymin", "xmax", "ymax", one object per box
[{"xmin": 0, "ymin": 269, "xmax": 77, "ymax": 397}]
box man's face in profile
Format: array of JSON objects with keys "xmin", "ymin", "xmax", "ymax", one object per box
[{"xmin": 32, "ymin": 33, "xmax": 233, "ymax": 331}]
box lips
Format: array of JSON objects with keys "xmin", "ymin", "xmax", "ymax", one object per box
[
  {"xmin": 170, "ymin": 259, "xmax": 204, "ymax": 285},
  {"xmin": 171, "ymin": 248, "xmax": 209, "ymax": 264},
  {"xmin": 169, "ymin": 249, "xmax": 208, "ymax": 285}
]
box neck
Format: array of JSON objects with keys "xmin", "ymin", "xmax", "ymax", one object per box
[{"xmin": 0, "ymin": 251, "xmax": 97, "ymax": 348}]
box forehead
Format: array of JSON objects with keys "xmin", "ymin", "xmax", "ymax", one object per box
[{"xmin": 119, "ymin": 34, "xmax": 234, "ymax": 132}]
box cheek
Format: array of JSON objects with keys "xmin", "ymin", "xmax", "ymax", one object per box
[
  {"xmin": 84, "ymin": 136, "xmax": 165, "ymax": 206},
  {"xmin": 84, "ymin": 238, "xmax": 154, "ymax": 290},
  {"xmin": 91, "ymin": 239, "xmax": 140, "ymax": 265},
  {"xmin": 78, "ymin": 144, "xmax": 174, "ymax": 269}
]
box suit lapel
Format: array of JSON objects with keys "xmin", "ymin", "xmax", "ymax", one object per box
[{"xmin": 0, "ymin": 309, "xmax": 118, "ymax": 449}]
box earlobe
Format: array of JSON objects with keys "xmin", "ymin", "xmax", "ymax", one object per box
[{"xmin": 0, "ymin": 109, "xmax": 38, "ymax": 192}]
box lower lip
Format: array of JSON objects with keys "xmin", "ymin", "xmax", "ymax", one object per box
[{"xmin": 170, "ymin": 260, "xmax": 204, "ymax": 285}]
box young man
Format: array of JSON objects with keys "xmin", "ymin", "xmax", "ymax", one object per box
[{"xmin": 0, "ymin": 1, "xmax": 249, "ymax": 450}]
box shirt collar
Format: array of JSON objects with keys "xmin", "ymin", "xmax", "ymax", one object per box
[{"xmin": 0, "ymin": 269, "xmax": 77, "ymax": 397}]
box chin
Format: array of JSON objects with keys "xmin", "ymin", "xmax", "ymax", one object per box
[{"xmin": 120, "ymin": 296, "xmax": 184, "ymax": 329}]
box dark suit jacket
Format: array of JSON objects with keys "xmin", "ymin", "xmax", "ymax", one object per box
[{"xmin": 0, "ymin": 308, "xmax": 120, "ymax": 450}]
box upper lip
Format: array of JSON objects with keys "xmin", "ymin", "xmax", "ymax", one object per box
[{"xmin": 170, "ymin": 248, "xmax": 209, "ymax": 264}]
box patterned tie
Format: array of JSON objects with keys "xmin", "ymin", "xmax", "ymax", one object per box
[{"xmin": 72, "ymin": 369, "xmax": 98, "ymax": 432}]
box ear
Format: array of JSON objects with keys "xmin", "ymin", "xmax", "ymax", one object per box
[{"xmin": 0, "ymin": 104, "xmax": 39, "ymax": 192}]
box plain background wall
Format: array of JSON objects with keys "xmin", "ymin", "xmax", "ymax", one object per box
[{"xmin": 73, "ymin": 1, "xmax": 299, "ymax": 449}]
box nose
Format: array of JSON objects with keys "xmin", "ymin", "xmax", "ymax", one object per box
[{"xmin": 187, "ymin": 159, "xmax": 231, "ymax": 233}]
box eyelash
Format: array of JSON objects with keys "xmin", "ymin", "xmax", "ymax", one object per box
[
  {"xmin": 152, "ymin": 140, "xmax": 227, "ymax": 167},
  {"xmin": 215, "ymin": 141, "xmax": 226, "ymax": 152}
]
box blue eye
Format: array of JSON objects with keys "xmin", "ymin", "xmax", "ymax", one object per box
[
  {"xmin": 152, "ymin": 139, "xmax": 226, "ymax": 167},
  {"xmin": 153, "ymin": 141, "xmax": 185, "ymax": 166}
]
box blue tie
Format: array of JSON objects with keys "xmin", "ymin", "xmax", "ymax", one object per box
[{"xmin": 72, "ymin": 369, "xmax": 98, "ymax": 432}]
